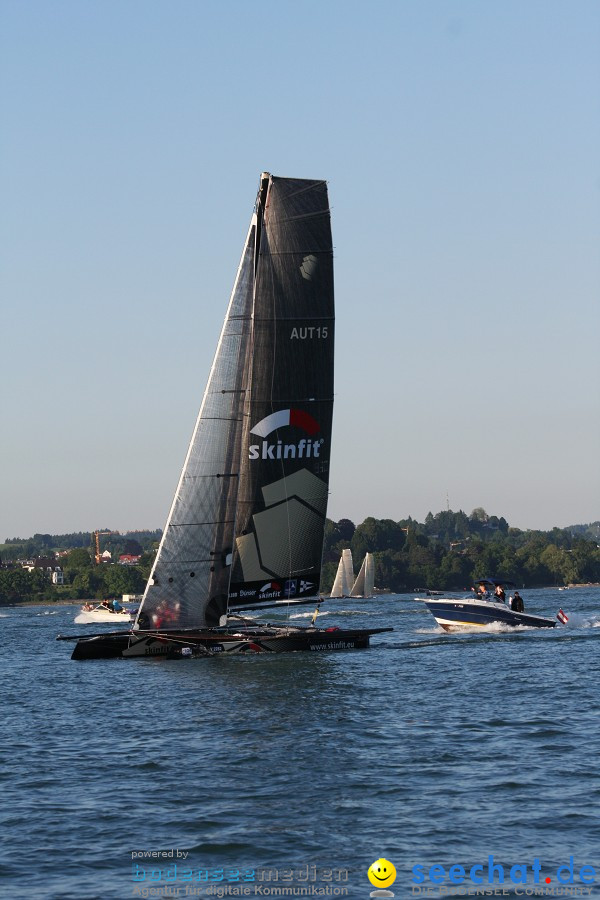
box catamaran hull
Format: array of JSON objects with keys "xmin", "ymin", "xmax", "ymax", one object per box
[
  {"xmin": 69, "ymin": 627, "xmax": 392, "ymax": 660},
  {"xmin": 422, "ymin": 599, "xmax": 556, "ymax": 631}
]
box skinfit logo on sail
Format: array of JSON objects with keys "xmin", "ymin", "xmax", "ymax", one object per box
[{"xmin": 248, "ymin": 409, "xmax": 323, "ymax": 461}]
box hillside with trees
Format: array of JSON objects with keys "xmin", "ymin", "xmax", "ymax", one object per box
[
  {"xmin": 1, "ymin": 514, "xmax": 599, "ymax": 605},
  {"xmin": 0, "ymin": 530, "xmax": 161, "ymax": 563},
  {"xmin": 321, "ymin": 510, "xmax": 600, "ymax": 593},
  {"xmin": 0, "ymin": 531, "xmax": 159, "ymax": 605}
]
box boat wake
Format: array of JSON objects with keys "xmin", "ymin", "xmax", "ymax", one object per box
[
  {"xmin": 562, "ymin": 611, "xmax": 600, "ymax": 628},
  {"xmin": 421, "ymin": 615, "xmax": 600, "ymax": 637},
  {"xmin": 289, "ymin": 607, "xmax": 369, "ymax": 618},
  {"xmin": 428, "ymin": 620, "xmax": 557, "ymax": 636},
  {"xmin": 289, "ymin": 610, "xmax": 331, "ymax": 620},
  {"xmin": 414, "ymin": 626, "xmax": 445, "ymax": 635},
  {"xmin": 324, "ymin": 607, "xmax": 371, "ymax": 616}
]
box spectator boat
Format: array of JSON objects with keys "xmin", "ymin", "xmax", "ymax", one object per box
[{"xmin": 420, "ymin": 579, "xmax": 559, "ymax": 631}]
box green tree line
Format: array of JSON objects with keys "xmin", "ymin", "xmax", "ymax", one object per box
[
  {"xmin": 321, "ymin": 509, "xmax": 600, "ymax": 593},
  {"xmin": 1, "ymin": 512, "xmax": 598, "ymax": 604},
  {"xmin": 0, "ymin": 530, "xmax": 161, "ymax": 564},
  {"xmin": 0, "ymin": 548, "xmax": 155, "ymax": 605}
]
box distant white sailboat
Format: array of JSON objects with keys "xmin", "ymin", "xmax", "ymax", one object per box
[
  {"xmin": 350, "ymin": 552, "xmax": 375, "ymax": 599},
  {"xmin": 330, "ymin": 548, "xmax": 354, "ymax": 598}
]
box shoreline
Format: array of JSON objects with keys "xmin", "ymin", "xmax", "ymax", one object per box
[{"xmin": 3, "ymin": 582, "xmax": 599, "ymax": 610}]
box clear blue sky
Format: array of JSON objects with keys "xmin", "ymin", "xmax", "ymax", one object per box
[{"xmin": 1, "ymin": 0, "xmax": 599, "ymax": 540}]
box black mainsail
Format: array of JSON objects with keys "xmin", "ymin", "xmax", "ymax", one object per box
[
  {"xmin": 228, "ymin": 175, "xmax": 334, "ymax": 611},
  {"xmin": 135, "ymin": 174, "xmax": 334, "ymax": 629}
]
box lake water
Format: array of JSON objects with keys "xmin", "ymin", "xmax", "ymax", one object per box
[{"xmin": 1, "ymin": 587, "xmax": 599, "ymax": 899}]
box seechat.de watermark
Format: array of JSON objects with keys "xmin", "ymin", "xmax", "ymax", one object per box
[{"xmin": 411, "ymin": 856, "xmax": 595, "ymax": 889}]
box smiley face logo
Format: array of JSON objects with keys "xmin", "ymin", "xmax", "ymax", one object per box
[{"xmin": 367, "ymin": 858, "xmax": 397, "ymax": 889}]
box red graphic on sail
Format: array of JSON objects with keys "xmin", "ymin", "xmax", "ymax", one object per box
[{"xmin": 250, "ymin": 409, "xmax": 320, "ymax": 438}]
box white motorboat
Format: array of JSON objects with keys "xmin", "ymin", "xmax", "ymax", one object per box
[{"xmin": 74, "ymin": 603, "xmax": 134, "ymax": 625}]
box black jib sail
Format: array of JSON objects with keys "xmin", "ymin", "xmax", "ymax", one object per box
[{"xmin": 134, "ymin": 174, "xmax": 334, "ymax": 630}]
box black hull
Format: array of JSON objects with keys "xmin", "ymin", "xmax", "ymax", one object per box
[{"xmin": 67, "ymin": 625, "xmax": 392, "ymax": 660}]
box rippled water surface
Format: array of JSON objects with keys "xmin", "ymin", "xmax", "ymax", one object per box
[{"xmin": 1, "ymin": 588, "xmax": 599, "ymax": 899}]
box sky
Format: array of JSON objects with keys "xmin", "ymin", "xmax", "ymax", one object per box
[{"xmin": 1, "ymin": 0, "xmax": 599, "ymax": 541}]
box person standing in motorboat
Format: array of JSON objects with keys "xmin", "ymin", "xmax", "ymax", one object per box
[
  {"xmin": 509, "ymin": 590, "xmax": 524, "ymax": 612},
  {"xmin": 494, "ymin": 584, "xmax": 506, "ymax": 603}
]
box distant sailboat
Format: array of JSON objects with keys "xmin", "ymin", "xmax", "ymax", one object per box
[
  {"xmin": 350, "ymin": 552, "xmax": 375, "ymax": 599},
  {"xmin": 330, "ymin": 548, "xmax": 354, "ymax": 598}
]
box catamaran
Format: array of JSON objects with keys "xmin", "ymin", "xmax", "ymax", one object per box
[{"xmin": 59, "ymin": 173, "xmax": 391, "ymax": 659}]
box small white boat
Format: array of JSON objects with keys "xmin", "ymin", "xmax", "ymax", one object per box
[{"xmin": 74, "ymin": 603, "xmax": 134, "ymax": 625}]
